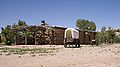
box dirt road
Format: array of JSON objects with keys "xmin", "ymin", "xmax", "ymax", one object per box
[{"xmin": 0, "ymin": 44, "xmax": 120, "ymax": 67}]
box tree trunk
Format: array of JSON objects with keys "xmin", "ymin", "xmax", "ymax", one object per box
[
  {"xmin": 34, "ymin": 32, "xmax": 37, "ymax": 45},
  {"xmin": 14, "ymin": 35, "xmax": 16, "ymax": 45},
  {"xmin": 25, "ymin": 35, "xmax": 27, "ymax": 45}
]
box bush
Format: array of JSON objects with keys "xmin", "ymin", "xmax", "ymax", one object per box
[{"xmin": 96, "ymin": 26, "xmax": 120, "ymax": 45}]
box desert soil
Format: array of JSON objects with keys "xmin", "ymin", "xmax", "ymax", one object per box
[{"xmin": 0, "ymin": 44, "xmax": 120, "ymax": 67}]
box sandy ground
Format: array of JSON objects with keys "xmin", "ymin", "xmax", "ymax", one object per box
[{"xmin": 0, "ymin": 44, "xmax": 120, "ymax": 67}]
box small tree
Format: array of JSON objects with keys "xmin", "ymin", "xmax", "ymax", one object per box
[
  {"xmin": 96, "ymin": 26, "xmax": 119, "ymax": 45},
  {"xmin": 1, "ymin": 25, "xmax": 15, "ymax": 45},
  {"xmin": 101, "ymin": 26, "xmax": 106, "ymax": 32},
  {"xmin": 76, "ymin": 19, "xmax": 96, "ymax": 31},
  {"xmin": 1, "ymin": 20, "xmax": 28, "ymax": 45},
  {"xmin": 18, "ymin": 20, "xmax": 26, "ymax": 27}
]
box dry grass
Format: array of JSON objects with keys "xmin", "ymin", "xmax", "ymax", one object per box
[{"xmin": 0, "ymin": 47, "xmax": 57, "ymax": 56}]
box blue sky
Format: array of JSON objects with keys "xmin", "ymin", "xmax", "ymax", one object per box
[{"xmin": 0, "ymin": 0, "xmax": 120, "ymax": 32}]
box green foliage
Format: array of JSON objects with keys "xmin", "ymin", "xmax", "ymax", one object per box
[
  {"xmin": 101, "ymin": 26, "xmax": 106, "ymax": 32},
  {"xmin": 0, "ymin": 47, "xmax": 56, "ymax": 55},
  {"xmin": 76, "ymin": 19, "xmax": 96, "ymax": 31},
  {"xmin": 1, "ymin": 25, "xmax": 15, "ymax": 45},
  {"xmin": 19, "ymin": 31, "xmax": 32, "ymax": 45},
  {"xmin": 1, "ymin": 20, "xmax": 27, "ymax": 45},
  {"xmin": 1, "ymin": 19, "xmax": 54, "ymax": 45},
  {"xmin": 18, "ymin": 20, "xmax": 26, "ymax": 27},
  {"xmin": 96, "ymin": 26, "xmax": 120, "ymax": 45},
  {"xmin": 12, "ymin": 23, "xmax": 18, "ymax": 29}
]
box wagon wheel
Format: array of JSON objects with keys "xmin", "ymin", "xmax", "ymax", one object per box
[
  {"xmin": 64, "ymin": 40, "xmax": 68, "ymax": 48},
  {"xmin": 64, "ymin": 44, "xmax": 67, "ymax": 47}
]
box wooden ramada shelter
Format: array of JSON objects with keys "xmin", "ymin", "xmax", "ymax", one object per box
[
  {"xmin": 0, "ymin": 25, "xmax": 96, "ymax": 45},
  {"xmin": 13, "ymin": 24, "xmax": 96, "ymax": 45}
]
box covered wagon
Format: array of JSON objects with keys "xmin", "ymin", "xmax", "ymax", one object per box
[{"xmin": 64, "ymin": 28, "xmax": 80, "ymax": 47}]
